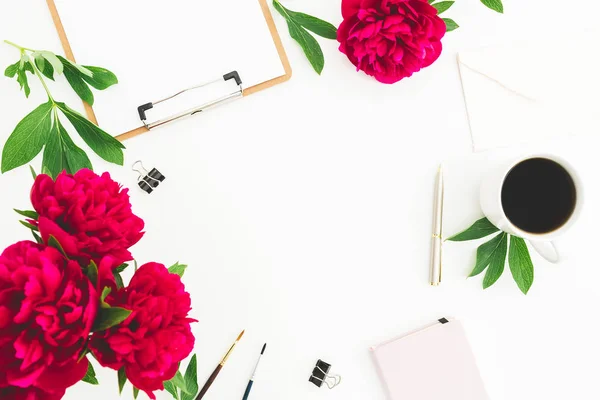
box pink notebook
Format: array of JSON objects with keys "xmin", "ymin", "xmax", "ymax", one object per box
[{"xmin": 371, "ymin": 319, "xmax": 489, "ymax": 400}]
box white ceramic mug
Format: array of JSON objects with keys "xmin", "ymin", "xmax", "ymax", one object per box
[{"xmin": 480, "ymin": 154, "xmax": 582, "ymax": 263}]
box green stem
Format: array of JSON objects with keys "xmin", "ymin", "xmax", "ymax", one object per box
[
  {"xmin": 3, "ymin": 40, "xmax": 35, "ymax": 52},
  {"xmin": 5, "ymin": 40, "xmax": 55, "ymax": 102},
  {"xmin": 28, "ymin": 54, "xmax": 55, "ymax": 103}
]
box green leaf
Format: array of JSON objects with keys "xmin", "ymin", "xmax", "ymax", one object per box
[
  {"xmin": 57, "ymin": 102, "xmax": 125, "ymax": 165},
  {"xmin": 482, "ymin": 233, "xmax": 508, "ymax": 289},
  {"xmin": 16, "ymin": 61, "xmax": 33, "ymax": 98},
  {"xmin": 57, "ymin": 119, "xmax": 93, "ymax": 173},
  {"xmin": 100, "ymin": 286, "xmax": 112, "ymax": 307},
  {"xmin": 59, "ymin": 56, "xmax": 95, "ymax": 105},
  {"xmin": 72, "ymin": 63, "xmax": 93, "ymax": 78},
  {"xmin": 24, "ymin": 61, "xmax": 34, "ymax": 73},
  {"xmin": 133, "ymin": 387, "xmax": 139, "ymax": 399},
  {"xmin": 164, "ymin": 380, "xmax": 179, "ymax": 400},
  {"xmin": 48, "ymin": 235, "xmax": 68, "ymax": 258},
  {"xmin": 38, "ymin": 51, "xmax": 64, "ymax": 75},
  {"xmin": 165, "ymin": 369, "xmax": 192, "ymax": 399},
  {"xmin": 31, "ymin": 230, "xmax": 43, "ymax": 244},
  {"xmin": 14, "ymin": 209, "xmax": 38, "ymax": 219},
  {"xmin": 508, "ymin": 236, "xmax": 534, "ymax": 294},
  {"xmin": 168, "ymin": 262, "xmax": 188, "ymax": 278},
  {"xmin": 134, "ymin": 260, "xmax": 138, "ymax": 272},
  {"xmin": 115, "ymin": 263, "xmax": 129, "ymax": 273},
  {"xmin": 292, "ymin": 14, "xmax": 337, "ymax": 39},
  {"xmin": 77, "ymin": 348, "xmax": 90, "ymax": 363},
  {"xmin": 469, "ymin": 232, "xmax": 505, "ymax": 277},
  {"xmin": 447, "ymin": 217, "xmax": 499, "ymax": 242},
  {"xmin": 113, "ymin": 271, "xmax": 125, "ymax": 290},
  {"xmin": 171, "ymin": 371, "xmax": 189, "ymax": 393},
  {"xmin": 273, "ymin": 1, "xmax": 324, "ymax": 74},
  {"xmin": 432, "ymin": 1, "xmax": 454, "ymax": 14},
  {"xmin": 34, "ymin": 54, "xmax": 46, "ymax": 72},
  {"xmin": 35, "ymin": 54, "xmax": 55, "ymax": 81},
  {"xmin": 181, "ymin": 355, "xmax": 198, "ymax": 400},
  {"xmin": 288, "ymin": 21, "xmax": 325, "ymax": 74},
  {"xmin": 280, "ymin": 4, "xmax": 337, "ymax": 39},
  {"xmin": 2, "ymin": 102, "xmax": 54, "ymax": 173},
  {"xmin": 81, "ymin": 66, "xmax": 118, "ymax": 90},
  {"xmin": 428, "ymin": 0, "xmax": 435, "ymax": 3},
  {"xmin": 82, "ymin": 361, "xmax": 99, "ymax": 385},
  {"xmin": 481, "ymin": 0, "xmax": 503, "ymax": 13},
  {"xmin": 29, "ymin": 165, "xmax": 38, "ymax": 180},
  {"xmin": 93, "ymin": 306, "xmax": 131, "ymax": 332},
  {"xmin": 5, "ymin": 61, "xmax": 19, "ymax": 78},
  {"xmin": 113, "ymin": 264, "xmax": 128, "ymax": 289},
  {"xmin": 443, "ymin": 18, "xmax": 459, "ymax": 32},
  {"xmin": 87, "ymin": 261, "xmax": 99, "ymax": 287},
  {"xmin": 118, "ymin": 367, "xmax": 127, "ymax": 394},
  {"xmin": 42, "ymin": 116, "xmax": 67, "ymax": 179},
  {"xmin": 20, "ymin": 220, "xmax": 38, "ymax": 231}
]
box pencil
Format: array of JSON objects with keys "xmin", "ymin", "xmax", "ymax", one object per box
[
  {"xmin": 242, "ymin": 343, "xmax": 267, "ymax": 400},
  {"xmin": 430, "ymin": 165, "xmax": 444, "ymax": 285},
  {"xmin": 196, "ymin": 330, "xmax": 245, "ymax": 400}
]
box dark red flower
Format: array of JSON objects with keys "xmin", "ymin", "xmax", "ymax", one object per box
[
  {"xmin": 89, "ymin": 263, "xmax": 195, "ymax": 399},
  {"xmin": 0, "ymin": 241, "xmax": 97, "ymax": 396},
  {"xmin": 0, "ymin": 385, "xmax": 65, "ymax": 400},
  {"xmin": 338, "ymin": 0, "xmax": 446, "ymax": 83},
  {"xmin": 30, "ymin": 169, "xmax": 145, "ymax": 267},
  {"xmin": 95, "ymin": 255, "xmax": 119, "ymax": 294}
]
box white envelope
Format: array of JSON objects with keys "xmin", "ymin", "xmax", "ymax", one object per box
[{"xmin": 458, "ymin": 33, "xmax": 600, "ymax": 152}]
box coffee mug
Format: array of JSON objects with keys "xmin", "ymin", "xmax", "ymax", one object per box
[{"xmin": 480, "ymin": 154, "xmax": 582, "ymax": 263}]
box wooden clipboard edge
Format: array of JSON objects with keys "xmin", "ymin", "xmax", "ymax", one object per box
[
  {"xmin": 46, "ymin": 0, "xmax": 99, "ymax": 126},
  {"xmin": 243, "ymin": 0, "xmax": 293, "ymax": 96},
  {"xmin": 46, "ymin": 0, "xmax": 292, "ymax": 142}
]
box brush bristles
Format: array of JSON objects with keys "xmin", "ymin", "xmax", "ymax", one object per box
[
  {"xmin": 236, "ymin": 330, "xmax": 245, "ymax": 342},
  {"xmin": 261, "ymin": 343, "xmax": 267, "ymax": 355}
]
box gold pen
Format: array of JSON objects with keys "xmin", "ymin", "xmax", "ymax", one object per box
[{"xmin": 430, "ymin": 166, "xmax": 444, "ymax": 286}]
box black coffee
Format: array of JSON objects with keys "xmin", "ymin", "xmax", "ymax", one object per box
[{"xmin": 501, "ymin": 158, "xmax": 576, "ymax": 234}]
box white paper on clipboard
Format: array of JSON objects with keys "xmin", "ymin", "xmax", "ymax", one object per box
[{"xmin": 52, "ymin": 0, "xmax": 287, "ymax": 135}]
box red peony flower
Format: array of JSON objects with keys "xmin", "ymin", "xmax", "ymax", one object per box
[
  {"xmin": 0, "ymin": 241, "xmax": 97, "ymax": 396},
  {"xmin": 95, "ymin": 255, "xmax": 119, "ymax": 294},
  {"xmin": 30, "ymin": 169, "xmax": 145, "ymax": 268},
  {"xmin": 337, "ymin": 0, "xmax": 446, "ymax": 83},
  {"xmin": 0, "ymin": 385, "xmax": 65, "ymax": 400},
  {"xmin": 89, "ymin": 263, "xmax": 196, "ymax": 399}
]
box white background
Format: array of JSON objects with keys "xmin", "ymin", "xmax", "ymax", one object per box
[{"xmin": 1, "ymin": 1, "xmax": 600, "ymax": 400}]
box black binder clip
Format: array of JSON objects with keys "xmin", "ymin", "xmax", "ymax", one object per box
[
  {"xmin": 309, "ymin": 360, "xmax": 341, "ymax": 389},
  {"xmin": 132, "ymin": 161, "xmax": 165, "ymax": 194}
]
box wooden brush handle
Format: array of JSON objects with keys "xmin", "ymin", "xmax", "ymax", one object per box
[{"xmin": 196, "ymin": 364, "xmax": 223, "ymax": 400}]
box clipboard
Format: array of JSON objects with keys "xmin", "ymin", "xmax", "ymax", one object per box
[{"xmin": 45, "ymin": 0, "xmax": 292, "ymax": 141}]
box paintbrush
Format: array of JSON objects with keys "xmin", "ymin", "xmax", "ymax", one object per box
[
  {"xmin": 196, "ymin": 330, "xmax": 245, "ymax": 400},
  {"xmin": 242, "ymin": 343, "xmax": 267, "ymax": 400}
]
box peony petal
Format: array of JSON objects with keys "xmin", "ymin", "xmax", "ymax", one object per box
[
  {"xmin": 0, "ymin": 306, "xmax": 12, "ymax": 329},
  {"xmin": 13, "ymin": 299, "xmax": 35, "ymax": 325},
  {"xmin": 35, "ymin": 358, "xmax": 89, "ymax": 392},
  {"xmin": 341, "ymin": 0, "xmax": 363, "ymax": 18},
  {"xmin": 20, "ymin": 340, "xmax": 43, "ymax": 371},
  {"xmin": 6, "ymin": 366, "xmax": 44, "ymax": 389},
  {"xmin": 38, "ymin": 218, "xmax": 79, "ymax": 258},
  {"xmin": 40, "ymin": 260, "xmax": 61, "ymax": 298}
]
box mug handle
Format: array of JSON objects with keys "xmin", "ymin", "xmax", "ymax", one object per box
[{"xmin": 530, "ymin": 241, "xmax": 560, "ymax": 264}]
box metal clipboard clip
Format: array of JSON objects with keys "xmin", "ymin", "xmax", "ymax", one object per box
[{"xmin": 137, "ymin": 71, "xmax": 243, "ymax": 130}]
